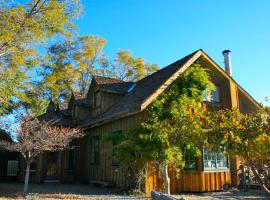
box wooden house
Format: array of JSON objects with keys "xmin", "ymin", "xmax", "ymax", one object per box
[
  {"xmin": 0, "ymin": 130, "xmax": 19, "ymax": 182},
  {"xmin": 26, "ymin": 49, "xmax": 261, "ymax": 193}
]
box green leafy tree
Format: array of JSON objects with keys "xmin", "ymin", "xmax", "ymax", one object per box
[
  {"xmin": 0, "ymin": 0, "xmax": 81, "ymax": 115},
  {"xmin": 38, "ymin": 42, "xmax": 79, "ymax": 105},
  {"xmin": 207, "ymin": 109, "xmax": 270, "ymax": 194},
  {"xmin": 95, "ymin": 54, "xmax": 116, "ymax": 78},
  {"xmin": 103, "ymin": 63, "xmax": 213, "ymax": 194},
  {"xmin": 34, "ymin": 35, "xmax": 106, "ymax": 112},
  {"xmin": 72, "ymin": 35, "xmax": 107, "ymax": 93},
  {"xmin": 37, "ymin": 39, "xmax": 159, "ymax": 114},
  {"xmin": 113, "ymin": 50, "xmax": 159, "ymax": 81}
]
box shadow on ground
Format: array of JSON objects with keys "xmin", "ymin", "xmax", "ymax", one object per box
[{"xmin": 0, "ymin": 183, "xmax": 150, "ymax": 199}]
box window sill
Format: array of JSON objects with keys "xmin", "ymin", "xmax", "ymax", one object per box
[{"xmin": 203, "ymin": 168, "xmax": 229, "ymax": 172}]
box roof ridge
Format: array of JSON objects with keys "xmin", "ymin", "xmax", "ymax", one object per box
[
  {"xmin": 135, "ymin": 49, "xmax": 202, "ymax": 85},
  {"xmin": 93, "ymin": 75, "xmax": 133, "ymax": 83},
  {"xmin": 92, "ymin": 49, "xmax": 201, "ymax": 86}
]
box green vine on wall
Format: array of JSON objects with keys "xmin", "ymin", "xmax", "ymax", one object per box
[{"xmin": 103, "ymin": 61, "xmax": 214, "ymax": 192}]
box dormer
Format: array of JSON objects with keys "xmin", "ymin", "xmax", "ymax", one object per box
[
  {"xmin": 69, "ymin": 92, "xmax": 91, "ymax": 123},
  {"xmin": 88, "ymin": 76, "xmax": 134, "ymax": 117}
]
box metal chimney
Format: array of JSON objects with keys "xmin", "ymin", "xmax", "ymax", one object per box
[{"xmin": 222, "ymin": 50, "xmax": 232, "ymax": 76}]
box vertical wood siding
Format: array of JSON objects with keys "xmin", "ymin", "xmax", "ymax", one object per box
[
  {"xmin": 145, "ymin": 170, "xmax": 231, "ymax": 194},
  {"xmin": 79, "ymin": 113, "xmax": 143, "ymax": 188}
]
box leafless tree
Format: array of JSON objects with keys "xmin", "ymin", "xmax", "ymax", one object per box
[
  {"xmin": 248, "ymin": 159, "xmax": 270, "ymax": 193},
  {"xmin": 0, "ymin": 116, "xmax": 83, "ymax": 195}
]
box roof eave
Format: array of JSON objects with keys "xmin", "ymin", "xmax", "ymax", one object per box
[
  {"xmin": 141, "ymin": 50, "xmax": 203, "ymax": 110},
  {"xmin": 80, "ymin": 110, "xmax": 142, "ymax": 129}
]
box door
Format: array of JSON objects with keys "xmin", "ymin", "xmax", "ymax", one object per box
[{"xmin": 46, "ymin": 152, "xmax": 57, "ymax": 180}]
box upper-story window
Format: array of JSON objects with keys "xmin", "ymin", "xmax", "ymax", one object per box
[
  {"xmin": 203, "ymin": 85, "xmax": 221, "ymax": 103},
  {"xmin": 72, "ymin": 105, "xmax": 77, "ymax": 119},
  {"xmin": 212, "ymin": 85, "xmax": 221, "ymax": 102},
  {"xmin": 94, "ymin": 92, "xmax": 101, "ymax": 107}
]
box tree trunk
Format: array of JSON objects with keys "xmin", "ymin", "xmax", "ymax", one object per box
[
  {"xmin": 23, "ymin": 162, "xmax": 31, "ymax": 195},
  {"xmin": 163, "ymin": 163, "xmax": 170, "ymax": 195},
  {"xmin": 250, "ymin": 164, "xmax": 270, "ymax": 195}
]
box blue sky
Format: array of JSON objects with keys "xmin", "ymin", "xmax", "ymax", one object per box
[{"xmin": 79, "ymin": 1, "xmax": 269, "ymax": 104}]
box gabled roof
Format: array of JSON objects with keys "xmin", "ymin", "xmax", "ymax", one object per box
[
  {"xmin": 70, "ymin": 92, "xmax": 92, "ymax": 107},
  {"xmin": 79, "ymin": 50, "xmax": 201, "ymax": 128},
  {"xmin": 93, "ymin": 75, "xmax": 134, "ymax": 95},
  {"xmin": 38, "ymin": 107, "xmax": 72, "ymax": 127},
  {"xmin": 73, "ymin": 92, "xmax": 87, "ymax": 100},
  {"xmin": 79, "ymin": 49, "xmax": 262, "ymax": 128},
  {"xmin": 38, "ymin": 101, "xmax": 73, "ymax": 126},
  {"xmin": 74, "ymin": 99, "xmax": 92, "ymax": 107}
]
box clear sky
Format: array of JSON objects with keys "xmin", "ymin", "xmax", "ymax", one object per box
[{"xmin": 77, "ymin": 0, "xmax": 270, "ymax": 104}]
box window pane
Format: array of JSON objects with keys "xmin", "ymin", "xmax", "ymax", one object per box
[
  {"xmin": 212, "ymin": 86, "xmax": 221, "ymax": 102},
  {"xmin": 95, "ymin": 92, "xmax": 101, "ymax": 107},
  {"xmin": 203, "ymin": 85, "xmax": 221, "ymax": 103},
  {"xmin": 111, "ymin": 130, "xmax": 122, "ymax": 166},
  {"xmin": 185, "ymin": 159, "xmax": 197, "ymax": 170},
  {"xmin": 216, "ymin": 152, "xmax": 227, "ymax": 168},
  {"xmin": 203, "ymin": 86, "xmax": 211, "ymax": 102},
  {"xmin": 184, "ymin": 149, "xmax": 198, "ymax": 170},
  {"xmin": 68, "ymin": 149, "xmax": 75, "ymax": 170},
  {"xmin": 203, "ymin": 147, "xmax": 227, "ymax": 170},
  {"xmin": 90, "ymin": 136, "xmax": 99, "ymax": 164},
  {"xmin": 203, "ymin": 159, "xmax": 216, "ymax": 169}
]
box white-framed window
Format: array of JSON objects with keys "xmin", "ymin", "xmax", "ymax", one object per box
[
  {"xmin": 203, "ymin": 147, "xmax": 228, "ymax": 170},
  {"xmin": 203, "ymin": 85, "xmax": 221, "ymax": 103}
]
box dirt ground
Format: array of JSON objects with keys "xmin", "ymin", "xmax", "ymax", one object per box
[
  {"xmin": 0, "ymin": 183, "xmax": 268, "ymax": 200},
  {"xmin": 174, "ymin": 190, "xmax": 269, "ymax": 200}
]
